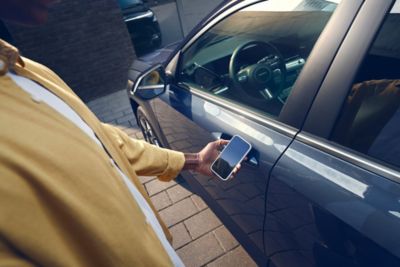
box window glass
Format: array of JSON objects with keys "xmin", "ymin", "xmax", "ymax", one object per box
[
  {"xmin": 331, "ymin": 3, "xmax": 400, "ymax": 169},
  {"xmin": 179, "ymin": 0, "xmax": 341, "ymax": 118}
]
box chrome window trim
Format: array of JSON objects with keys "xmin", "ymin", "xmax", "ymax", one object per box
[
  {"xmin": 182, "ymin": 83, "xmax": 297, "ymax": 138},
  {"xmin": 297, "ymin": 132, "xmax": 400, "ymax": 183}
]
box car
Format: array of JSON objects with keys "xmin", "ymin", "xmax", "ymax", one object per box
[
  {"xmin": 126, "ymin": 0, "xmax": 400, "ymax": 266},
  {"xmin": 118, "ymin": 0, "xmax": 162, "ymax": 55}
]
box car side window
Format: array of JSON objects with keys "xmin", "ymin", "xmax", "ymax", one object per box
[
  {"xmin": 331, "ymin": 3, "xmax": 400, "ymax": 170},
  {"xmin": 178, "ymin": 0, "xmax": 341, "ymax": 118}
]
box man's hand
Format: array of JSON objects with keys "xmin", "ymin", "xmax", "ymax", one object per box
[{"xmin": 183, "ymin": 139, "xmax": 241, "ymax": 179}]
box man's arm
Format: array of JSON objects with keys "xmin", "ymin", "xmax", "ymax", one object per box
[{"xmin": 102, "ymin": 123, "xmax": 239, "ymax": 181}]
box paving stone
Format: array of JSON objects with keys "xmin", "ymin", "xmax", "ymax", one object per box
[
  {"xmin": 169, "ymin": 222, "xmax": 192, "ymax": 249},
  {"xmin": 145, "ymin": 179, "xmax": 177, "ymax": 196},
  {"xmin": 184, "ymin": 209, "xmax": 222, "ymax": 239},
  {"xmin": 213, "ymin": 226, "xmax": 239, "ymax": 252},
  {"xmin": 191, "ymin": 194, "xmax": 208, "ymax": 211},
  {"xmin": 123, "ymin": 108, "xmax": 135, "ymax": 115},
  {"xmin": 138, "ymin": 175, "xmax": 156, "ymax": 184},
  {"xmin": 169, "ymin": 139, "xmax": 192, "ymax": 149},
  {"xmin": 177, "ymin": 232, "xmax": 224, "ymax": 267},
  {"xmin": 150, "ymin": 191, "xmax": 172, "ymax": 211},
  {"xmin": 166, "ymin": 183, "xmax": 193, "ymax": 203},
  {"xmin": 116, "ymin": 114, "xmax": 135, "ymax": 124},
  {"xmin": 159, "ymin": 198, "xmax": 198, "ymax": 227},
  {"xmin": 111, "ymin": 103, "xmax": 131, "ymax": 114},
  {"xmin": 207, "ymin": 246, "xmax": 257, "ymax": 267},
  {"xmin": 100, "ymin": 111, "xmax": 124, "ymax": 123},
  {"xmin": 134, "ymin": 131, "xmax": 144, "ymax": 140}
]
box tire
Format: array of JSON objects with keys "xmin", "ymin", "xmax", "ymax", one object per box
[{"xmin": 136, "ymin": 107, "xmax": 161, "ymax": 147}]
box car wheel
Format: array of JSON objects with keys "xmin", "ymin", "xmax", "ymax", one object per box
[{"xmin": 137, "ymin": 107, "xmax": 161, "ymax": 147}]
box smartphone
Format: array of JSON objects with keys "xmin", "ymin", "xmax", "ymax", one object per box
[{"xmin": 211, "ymin": 135, "xmax": 252, "ymax": 181}]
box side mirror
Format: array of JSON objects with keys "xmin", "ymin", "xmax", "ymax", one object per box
[{"xmin": 133, "ymin": 65, "xmax": 166, "ymax": 100}]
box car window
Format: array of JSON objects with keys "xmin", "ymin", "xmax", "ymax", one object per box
[
  {"xmin": 331, "ymin": 2, "xmax": 400, "ymax": 170},
  {"xmin": 178, "ymin": 0, "xmax": 341, "ymax": 118}
]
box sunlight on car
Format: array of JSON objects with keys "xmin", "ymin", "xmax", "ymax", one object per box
[
  {"xmin": 204, "ymin": 102, "xmax": 274, "ymax": 147},
  {"xmin": 241, "ymin": 0, "xmax": 340, "ymax": 12}
]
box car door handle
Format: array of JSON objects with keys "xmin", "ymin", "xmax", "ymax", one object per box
[
  {"xmin": 211, "ymin": 132, "xmax": 232, "ymax": 141},
  {"xmin": 245, "ymin": 148, "xmax": 259, "ymax": 167}
]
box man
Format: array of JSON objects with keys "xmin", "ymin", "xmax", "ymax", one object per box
[{"xmin": 0, "ymin": 0, "xmax": 239, "ymax": 266}]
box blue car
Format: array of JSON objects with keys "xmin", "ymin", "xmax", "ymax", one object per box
[{"xmin": 127, "ymin": 0, "xmax": 400, "ymax": 266}]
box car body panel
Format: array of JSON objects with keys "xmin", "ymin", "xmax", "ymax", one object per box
[{"xmin": 265, "ymin": 136, "xmax": 400, "ymax": 267}]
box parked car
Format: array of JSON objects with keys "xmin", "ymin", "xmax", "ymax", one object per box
[
  {"xmin": 118, "ymin": 0, "xmax": 161, "ymax": 55},
  {"xmin": 127, "ymin": 0, "xmax": 400, "ymax": 266}
]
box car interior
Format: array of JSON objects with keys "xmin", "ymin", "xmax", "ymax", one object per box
[{"xmin": 179, "ymin": 9, "xmax": 334, "ymax": 117}]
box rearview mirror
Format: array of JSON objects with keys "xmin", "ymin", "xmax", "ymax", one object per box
[{"xmin": 133, "ymin": 65, "xmax": 166, "ymax": 100}]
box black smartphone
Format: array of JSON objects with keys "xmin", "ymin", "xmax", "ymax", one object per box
[{"xmin": 210, "ymin": 135, "xmax": 252, "ymax": 181}]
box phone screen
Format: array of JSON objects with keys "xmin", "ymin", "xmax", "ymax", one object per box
[{"xmin": 211, "ymin": 136, "xmax": 251, "ymax": 181}]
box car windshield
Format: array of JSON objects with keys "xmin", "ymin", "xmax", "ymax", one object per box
[{"xmin": 118, "ymin": 0, "xmax": 143, "ymax": 9}]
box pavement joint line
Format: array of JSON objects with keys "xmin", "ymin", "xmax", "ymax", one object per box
[
  {"xmin": 177, "ymin": 222, "xmax": 224, "ymax": 250},
  {"xmin": 184, "ymin": 221, "xmax": 223, "ymax": 242},
  {"xmin": 160, "ymin": 197, "xmax": 202, "ymax": 228},
  {"xmin": 173, "ymin": 222, "xmax": 195, "ymax": 251},
  {"xmin": 212, "ymin": 230, "xmax": 226, "ymax": 252},
  {"xmin": 198, "ymin": 247, "xmax": 226, "ymax": 267},
  {"xmin": 204, "ymin": 244, "xmax": 242, "ymax": 267},
  {"xmin": 149, "ymin": 190, "xmax": 175, "ymax": 212}
]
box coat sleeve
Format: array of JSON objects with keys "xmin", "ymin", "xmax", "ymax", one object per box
[
  {"xmin": 101, "ymin": 123, "xmax": 185, "ymax": 181},
  {"xmin": 0, "ymin": 242, "xmax": 36, "ymax": 267}
]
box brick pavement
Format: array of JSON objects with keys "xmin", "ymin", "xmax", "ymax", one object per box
[{"xmin": 87, "ymin": 89, "xmax": 257, "ymax": 267}]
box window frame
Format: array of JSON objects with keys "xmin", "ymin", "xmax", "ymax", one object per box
[{"xmin": 301, "ymin": 0, "xmax": 400, "ymax": 182}]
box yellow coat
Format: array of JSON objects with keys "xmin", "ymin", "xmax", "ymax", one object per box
[{"xmin": 0, "ymin": 40, "xmax": 185, "ymax": 266}]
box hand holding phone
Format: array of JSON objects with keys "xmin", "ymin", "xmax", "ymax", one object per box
[{"xmin": 211, "ymin": 135, "xmax": 251, "ymax": 181}]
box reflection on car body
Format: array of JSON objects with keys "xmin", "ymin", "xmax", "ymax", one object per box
[{"xmin": 126, "ymin": 0, "xmax": 400, "ymax": 266}]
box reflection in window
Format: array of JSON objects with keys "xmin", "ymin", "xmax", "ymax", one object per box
[{"xmin": 332, "ymin": 5, "xmax": 400, "ymax": 170}]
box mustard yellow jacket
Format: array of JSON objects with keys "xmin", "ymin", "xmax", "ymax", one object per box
[{"xmin": 0, "ymin": 40, "xmax": 185, "ymax": 266}]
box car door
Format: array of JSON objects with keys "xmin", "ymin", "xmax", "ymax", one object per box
[
  {"xmin": 264, "ymin": 0, "xmax": 400, "ymax": 266},
  {"xmin": 145, "ymin": 0, "xmax": 358, "ymax": 264}
]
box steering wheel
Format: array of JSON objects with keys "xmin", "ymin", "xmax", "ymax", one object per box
[{"xmin": 229, "ymin": 40, "xmax": 286, "ymax": 102}]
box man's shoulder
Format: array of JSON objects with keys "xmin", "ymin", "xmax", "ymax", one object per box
[{"xmin": 21, "ymin": 57, "xmax": 73, "ymax": 93}]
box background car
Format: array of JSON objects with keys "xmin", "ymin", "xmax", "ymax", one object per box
[
  {"xmin": 126, "ymin": 0, "xmax": 400, "ymax": 266},
  {"xmin": 118, "ymin": 0, "xmax": 161, "ymax": 55}
]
